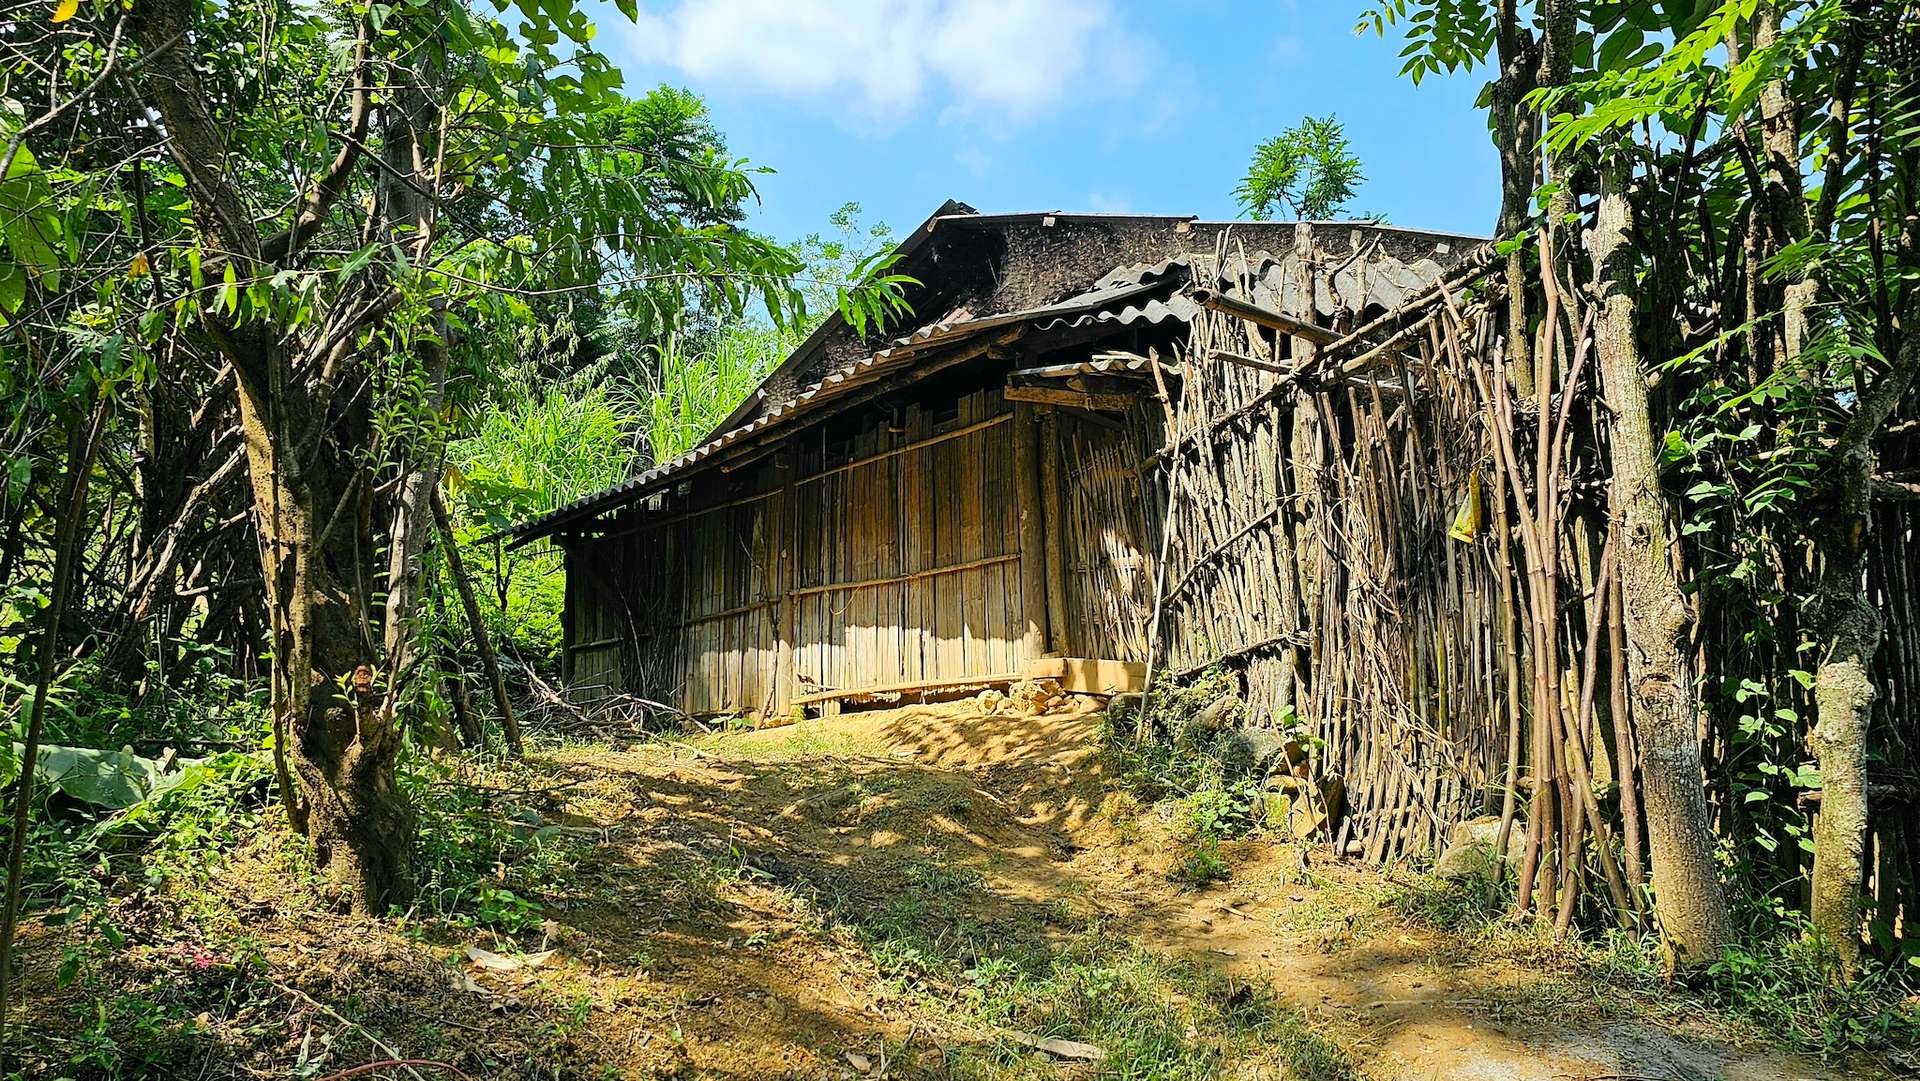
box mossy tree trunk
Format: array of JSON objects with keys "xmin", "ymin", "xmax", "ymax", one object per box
[{"xmin": 1593, "ymin": 154, "xmax": 1734, "ymax": 969}]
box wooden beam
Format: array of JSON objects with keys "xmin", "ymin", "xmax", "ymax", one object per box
[
  {"xmin": 1023, "ymin": 656, "xmax": 1147, "ymax": 694},
  {"xmin": 788, "ymin": 552, "xmax": 1019, "ymax": 598},
  {"xmin": 1189, "ymin": 287, "xmax": 1340, "ymax": 346},
  {"xmin": 1040, "ymin": 409, "xmax": 1072, "ymax": 655},
  {"xmin": 794, "ymin": 671, "xmax": 1024, "ymax": 707},
  {"xmin": 796, "ymin": 413, "xmax": 1010, "ymax": 487},
  {"xmin": 677, "ymin": 596, "xmax": 779, "ymax": 629},
  {"xmin": 1012, "ymin": 402, "xmax": 1047, "ymax": 663},
  {"xmin": 1208, "ymin": 349, "xmax": 1289, "ymax": 374},
  {"xmin": 1004, "ymin": 385, "xmax": 1133, "ymax": 412},
  {"xmin": 566, "ymin": 636, "xmax": 625, "ymax": 652}
]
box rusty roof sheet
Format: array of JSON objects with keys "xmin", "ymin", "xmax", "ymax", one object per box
[
  {"xmin": 506, "ymin": 265, "xmax": 1192, "ymax": 544},
  {"xmin": 508, "ymin": 229, "xmax": 1465, "ymax": 545}
]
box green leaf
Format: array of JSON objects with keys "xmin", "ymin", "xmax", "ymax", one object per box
[
  {"xmin": 21, "ymin": 744, "xmax": 188, "ymax": 810},
  {"xmin": 0, "ymin": 261, "xmax": 22, "ymax": 314}
]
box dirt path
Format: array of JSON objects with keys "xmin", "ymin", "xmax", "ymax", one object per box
[
  {"xmin": 19, "ymin": 697, "xmax": 1890, "ymax": 1079},
  {"xmin": 515, "ymin": 698, "xmax": 1878, "ymax": 1080}
]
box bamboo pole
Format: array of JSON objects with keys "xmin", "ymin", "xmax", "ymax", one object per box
[
  {"xmin": 1040, "ymin": 408, "xmax": 1072, "ymax": 655},
  {"xmin": 1021, "ymin": 401, "xmax": 1052, "ymax": 664}
]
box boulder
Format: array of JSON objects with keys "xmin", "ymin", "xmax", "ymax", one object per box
[
  {"xmin": 1229, "ymin": 725, "xmax": 1292, "ymax": 770},
  {"xmin": 1189, "ymin": 695, "xmax": 1241, "ymax": 735},
  {"xmin": 1176, "ymin": 694, "xmax": 1244, "ymax": 754},
  {"xmin": 1432, "ymin": 815, "xmax": 1526, "ymax": 880}
]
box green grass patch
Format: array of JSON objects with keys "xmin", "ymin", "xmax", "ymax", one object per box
[{"xmin": 793, "ymin": 845, "xmax": 1360, "ymax": 1080}]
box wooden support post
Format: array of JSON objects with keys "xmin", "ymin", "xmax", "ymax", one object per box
[
  {"xmin": 771, "ymin": 455, "xmax": 798, "ymax": 721},
  {"xmin": 1004, "ymin": 384, "xmax": 1133, "ymax": 412},
  {"xmin": 558, "ymin": 540, "xmax": 577, "ymax": 685},
  {"xmin": 1040, "ymin": 408, "xmax": 1072, "ymax": 656},
  {"xmin": 1012, "ymin": 402, "xmax": 1047, "ymax": 662}
]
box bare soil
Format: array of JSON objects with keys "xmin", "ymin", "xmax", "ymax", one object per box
[{"xmin": 12, "ymin": 696, "xmax": 1899, "ymax": 1079}]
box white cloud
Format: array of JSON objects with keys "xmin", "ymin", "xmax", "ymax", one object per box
[{"xmin": 618, "ymin": 0, "xmax": 1139, "ymax": 123}]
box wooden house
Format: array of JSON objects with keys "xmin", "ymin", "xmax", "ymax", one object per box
[{"xmin": 509, "ymin": 203, "xmax": 1479, "ymax": 724}]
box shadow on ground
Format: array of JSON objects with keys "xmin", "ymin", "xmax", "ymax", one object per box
[{"xmin": 10, "ymin": 698, "xmax": 1901, "ymax": 1080}]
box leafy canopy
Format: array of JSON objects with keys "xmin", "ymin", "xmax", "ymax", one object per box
[{"xmin": 1235, "ymin": 115, "xmax": 1367, "ymax": 221}]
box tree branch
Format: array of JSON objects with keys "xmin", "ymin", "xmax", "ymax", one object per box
[{"xmin": 259, "ymin": 20, "xmax": 373, "ymax": 266}]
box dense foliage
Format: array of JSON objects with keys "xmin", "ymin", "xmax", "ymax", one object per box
[
  {"xmin": 1236, "ymin": 115, "xmax": 1369, "ymax": 220},
  {"xmin": 0, "ymin": 0, "xmax": 910, "ymax": 1050},
  {"xmin": 1361, "ymin": 0, "xmax": 1918, "ymax": 977}
]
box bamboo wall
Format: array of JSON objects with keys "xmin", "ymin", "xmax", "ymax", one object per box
[
  {"xmin": 1151, "ymin": 298, "xmax": 1505, "ymax": 864},
  {"xmin": 1058, "ymin": 408, "xmax": 1161, "ymax": 663},
  {"xmin": 566, "ymin": 388, "xmax": 1037, "ymax": 716}
]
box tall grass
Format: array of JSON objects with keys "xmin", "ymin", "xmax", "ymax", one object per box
[
  {"xmin": 442, "ymin": 385, "xmax": 648, "ymax": 667},
  {"xmin": 635, "ymin": 324, "xmax": 784, "ymax": 463},
  {"xmin": 449, "ymin": 384, "xmax": 644, "ymax": 522}
]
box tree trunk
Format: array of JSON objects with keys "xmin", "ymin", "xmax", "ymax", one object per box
[
  {"xmin": 1593, "ymin": 155, "xmax": 1734, "ymax": 968},
  {"xmin": 238, "ymin": 379, "xmax": 416, "ymax": 914},
  {"xmin": 1491, "ymin": 0, "xmax": 1537, "ymax": 394},
  {"xmin": 137, "ymin": 0, "xmax": 416, "ymax": 915},
  {"xmin": 377, "ymin": 80, "xmax": 450, "ymax": 686},
  {"xmin": 1808, "ymin": 295, "xmax": 1920, "ymax": 975},
  {"xmin": 1809, "ymin": 562, "xmax": 1873, "ymax": 977}
]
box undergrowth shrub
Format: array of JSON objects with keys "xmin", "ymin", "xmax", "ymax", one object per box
[
  {"xmin": 1385, "ymin": 872, "xmax": 1920, "ymax": 1061},
  {"xmin": 1170, "ymin": 837, "xmax": 1232, "ymax": 888},
  {"xmin": 403, "ymin": 753, "xmax": 584, "ymax": 930},
  {"xmin": 1703, "ymin": 928, "xmax": 1920, "ymax": 1058},
  {"xmin": 22, "ymin": 749, "xmax": 273, "ymax": 942},
  {"xmin": 7, "ymin": 646, "xmax": 269, "ymax": 753},
  {"xmin": 1101, "ymin": 667, "xmax": 1267, "ymax": 887}
]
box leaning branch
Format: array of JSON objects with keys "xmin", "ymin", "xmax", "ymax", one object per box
[
  {"xmin": 432, "ymin": 490, "xmax": 523, "ymax": 756},
  {"xmin": 0, "ymin": 396, "xmax": 109, "ymax": 1064},
  {"xmin": 259, "ymin": 21, "xmax": 374, "ymax": 266}
]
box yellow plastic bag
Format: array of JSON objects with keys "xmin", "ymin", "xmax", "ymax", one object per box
[{"xmin": 1448, "ymin": 471, "xmax": 1484, "ymax": 544}]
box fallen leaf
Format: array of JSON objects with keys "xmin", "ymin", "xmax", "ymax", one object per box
[
  {"xmin": 844, "ymin": 1050, "xmax": 872, "ymax": 1073},
  {"xmin": 52, "ymin": 0, "xmax": 78, "ymax": 22},
  {"xmin": 1006, "ymin": 1031, "xmax": 1106, "ymax": 1062},
  {"xmin": 465, "ymin": 945, "xmax": 556, "ymax": 972}
]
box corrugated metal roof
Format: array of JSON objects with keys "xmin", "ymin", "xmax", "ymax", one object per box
[
  {"xmin": 506, "ymin": 264, "xmax": 1192, "ymax": 544},
  {"xmin": 507, "ymin": 220, "xmax": 1471, "ymax": 545}
]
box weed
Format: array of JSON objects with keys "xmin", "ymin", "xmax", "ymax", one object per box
[
  {"xmin": 1182, "ymin": 784, "xmax": 1260, "ymax": 840},
  {"xmin": 1101, "ymin": 667, "xmax": 1268, "ymax": 841},
  {"xmin": 1702, "ymin": 933, "xmax": 1920, "ymax": 1058},
  {"xmin": 405, "ymin": 754, "xmax": 585, "ymax": 928},
  {"xmin": 1375, "ymin": 869, "xmax": 1920, "ymax": 1061},
  {"xmin": 1170, "ymin": 837, "xmax": 1232, "ymax": 889},
  {"xmin": 476, "ymin": 885, "xmax": 544, "ymax": 932}
]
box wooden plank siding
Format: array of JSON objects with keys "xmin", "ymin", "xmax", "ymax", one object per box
[{"xmin": 567, "ymin": 386, "xmax": 1071, "ymax": 718}]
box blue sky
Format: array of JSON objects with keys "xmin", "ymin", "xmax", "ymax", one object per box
[{"xmin": 594, "ymin": 1, "xmax": 1501, "ymax": 246}]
